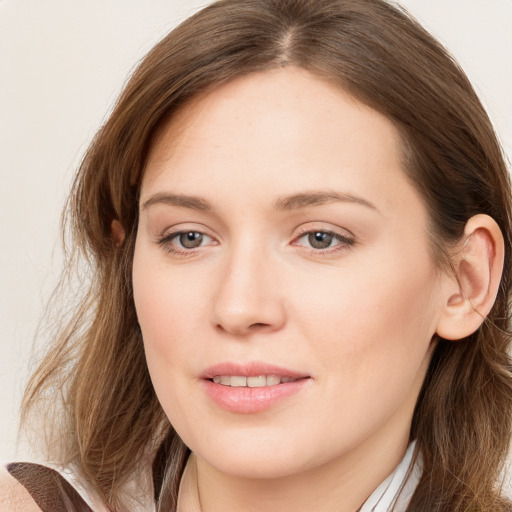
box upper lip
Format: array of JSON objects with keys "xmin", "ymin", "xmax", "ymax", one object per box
[{"xmin": 200, "ymin": 361, "xmax": 310, "ymax": 380}]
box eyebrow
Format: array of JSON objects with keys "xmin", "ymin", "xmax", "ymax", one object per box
[
  {"xmin": 141, "ymin": 193, "xmax": 212, "ymax": 212},
  {"xmin": 273, "ymin": 191, "xmax": 378, "ymax": 212},
  {"xmin": 140, "ymin": 190, "xmax": 378, "ymax": 213}
]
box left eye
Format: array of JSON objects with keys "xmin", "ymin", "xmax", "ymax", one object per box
[
  {"xmin": 167, "ymin": 231, "xmax": 212, "ymax": 249},
  {"xmin": 296, "ymin": 231, "xmax": 352, "ymax": 250}
]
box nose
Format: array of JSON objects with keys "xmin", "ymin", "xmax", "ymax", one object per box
[{"xmin": 211, "ymin": 241, "xmax": 286, "ymax": 337}]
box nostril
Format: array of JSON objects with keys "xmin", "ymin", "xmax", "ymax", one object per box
[
  {"xmin": 215, "ymin": 321, "xmax": 271, "ymax": 334},
  {"xmin": 249, "ymin": 322, "xmax": 269, "ymax": 329}
]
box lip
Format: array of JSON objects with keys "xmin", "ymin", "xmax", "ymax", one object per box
[
  {"xmin": 201, "ymin": 361, "xmax": 311, "ymax": 414},
  {"xmin": 201, "ymin": 361, "xmax": 310, "ymax": 380}
]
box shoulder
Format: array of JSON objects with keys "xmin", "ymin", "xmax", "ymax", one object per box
[
  {"xmin": 0, "ymin": 465, "xmax": 42, "ymax": 511},
  {"xmin": 0, "ymin": 462, "xmax": 95, "ymax": 512}
]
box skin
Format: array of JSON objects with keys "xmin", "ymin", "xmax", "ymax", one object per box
[{"xmin": 133, "ymin": 67, "xmax": 454, "ymax": 512}]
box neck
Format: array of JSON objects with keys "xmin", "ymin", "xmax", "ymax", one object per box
[{"xmin": 177, "ymin": 429, "xmax": 410, "ymax": 512}]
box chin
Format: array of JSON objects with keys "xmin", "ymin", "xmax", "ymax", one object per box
[
  {"xmin": 187, "ymin": 425, "xmax": 326, "ymax": 480},
  {"xmin": 204, "ymin": 451, "xmax": 307, "ymax": 480}
]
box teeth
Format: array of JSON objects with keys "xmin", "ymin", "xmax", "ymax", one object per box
[
  {"xmin": 247, "ymin": 376, "xmax": 266, "ymax": 388},
  {"xmin": 211, "ymin": 375, "xmax": 300, "ymax": 387},
  {"xmin": 266, "ymin": 375, "xmax": 281, "ymax": 386},
  {"xmin": 230, "ymin": 376, "xmax": 247, "ymax": 387}
]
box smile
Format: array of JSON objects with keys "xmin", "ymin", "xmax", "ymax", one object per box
[
  {"xmin": 211, "ymin": 375, "xmax": 300, "ymax": 387},
  {"xmin": 201, "ymin": 363, "xmax": 311, "ymax": 413}
]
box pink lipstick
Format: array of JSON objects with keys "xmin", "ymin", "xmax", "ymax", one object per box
[{"xmin": 201, "ymin": 362, "xmax": 311, "ymax": 414}]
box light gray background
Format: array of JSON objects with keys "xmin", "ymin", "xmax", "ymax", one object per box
[{"xmin": 1, "ymin": 0, "xmax": 511, "ymax": 462}]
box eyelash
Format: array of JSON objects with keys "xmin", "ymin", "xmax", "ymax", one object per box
[
  {"xmin": 157, "ymin": 228, "xmax": 355, "ymax": 257},
  {"xmin": 157, "ymin": 230, "xmax": 215, "ymax": 257},
  {"xmin": 292, "ymin": 229, "xmax": 355, "ymax": 255}
]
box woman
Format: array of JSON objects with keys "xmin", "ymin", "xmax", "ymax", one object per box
[{"xmin": 2, "ymin": 0, "xmax": 511, "ymax": 510}]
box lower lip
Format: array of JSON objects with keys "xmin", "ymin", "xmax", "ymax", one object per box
[{"xmin": 202, "ymin": 378, "xmax": 310, "ymax": 414}]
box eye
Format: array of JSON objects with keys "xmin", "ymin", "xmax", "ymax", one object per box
[
  {"xmin": 175, "ymin": 231, "xmax": 206, "ymax": 249},
  {"xmin": 306, "ymin": 231, "xmax": 337, "ymax": 249},
  {"xmin": 158, "ymin": 230, "xmax": 215, "ymax": 253},
  {"xmin": 294, "ymin": 230, "xmax": 355, "ymax": 252}
]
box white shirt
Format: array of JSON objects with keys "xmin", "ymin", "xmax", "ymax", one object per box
[{"xmin": 360, "ymin": 441, "xmax": 421, "ymax": 511}]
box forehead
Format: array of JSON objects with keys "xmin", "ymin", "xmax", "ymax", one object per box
[{"xmin": 141, "ymin": 67, "xmax": 417, "ymax": 219}]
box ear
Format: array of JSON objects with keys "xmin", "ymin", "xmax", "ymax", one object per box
[
  {"xmin": 436, "ymin": 214, "xmax": 504, "ymax": 341},
  {"xmin": 111, "ymin": 219, "xmax": 126, "ymax": 248}
]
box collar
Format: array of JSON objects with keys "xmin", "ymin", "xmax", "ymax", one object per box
[{"xmin": 360, "ymin": 441, "xmax": 422, "ymax": 512}]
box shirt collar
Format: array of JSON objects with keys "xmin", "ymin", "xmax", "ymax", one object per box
[{"xmin": 360, "ymin": 441, "xmax": 422, "ymax": 512}]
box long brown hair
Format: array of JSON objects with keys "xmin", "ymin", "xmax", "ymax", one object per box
[{"xmin": 23, "ymin": 0, "xmax": 512, "ymax": 510}]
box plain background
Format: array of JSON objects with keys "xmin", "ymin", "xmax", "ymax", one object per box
[{"xmin": 1, "ymin": 0, "xmax": 511, "ymax": 462}]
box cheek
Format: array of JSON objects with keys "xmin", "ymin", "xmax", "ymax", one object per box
[
  {"xmin": 133, "ymin": 241, "xmax": 208, "ymax": 345},
  {"xmin": 133, "ymin": 283, "xmax": 204, "ymax": 451},
  {"xmin": 291, "ymin": 246, "xmax": 439, "ymax": 411},
  {"xmin": 132, "ymin": 244, "xmax": 200, "ymax": 406}
]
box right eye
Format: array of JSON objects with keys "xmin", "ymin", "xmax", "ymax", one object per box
[
  {"xmin": 158, "ymin": 230, "xmax": 215, "ymax": 254},
  {"xmin": 174, "ymin": 231, "xmax": 207, "ymax": 249}
]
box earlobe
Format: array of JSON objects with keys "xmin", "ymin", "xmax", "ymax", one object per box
[
  {"xmin": 436, "ymin": 214, "xmax": 504, "ymax": 341},
  {"xmin": 111, "ymin": 219, "xmax": 126, "ymax": 248}
]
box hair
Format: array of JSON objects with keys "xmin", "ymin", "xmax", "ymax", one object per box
[{"xmin": 22, "ymin": 0, "xmax": 512, "ymax": 511}]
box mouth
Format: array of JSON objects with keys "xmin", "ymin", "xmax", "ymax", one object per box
[
  {"xmin": 209, "ymin": 375, "xmax": 303, "ymax": 387},
  {"xmin": 201, "ymin": 362, "xmax": 311, "ymax": 414}
]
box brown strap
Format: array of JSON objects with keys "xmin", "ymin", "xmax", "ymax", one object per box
[{"xmin": 7, "ymin": 462, "xmax": 94, "ymax": 512}]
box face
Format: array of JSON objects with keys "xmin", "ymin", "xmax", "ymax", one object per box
[{"xmin": 133, "ymin": 68, "xmax": 446, "ymax": 480}]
